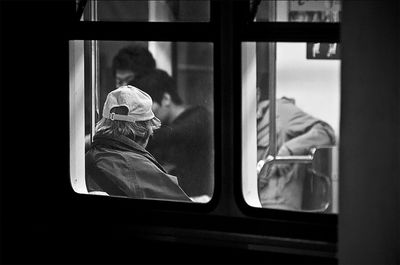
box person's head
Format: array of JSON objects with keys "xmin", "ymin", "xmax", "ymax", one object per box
[
  {"xmin": 112, "ymin": 45, "xmax": 156, "ymax": 88},
  {"xmin": 133, "ymin": 68, "xmax": 183, "ymax": 124},
  {"xmin": 95, "ymin": 85, "xmax": 161, "ymax": 148}
]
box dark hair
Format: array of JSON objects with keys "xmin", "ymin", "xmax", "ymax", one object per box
[
  {"xmin": 132, "ymin": 68, "xmax": 183, "ymax": 105},
  {"xmin": 112, "ymin": 45, "xmax": 156, "ymax": 80}
]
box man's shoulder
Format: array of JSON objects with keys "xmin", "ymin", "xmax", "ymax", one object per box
[
  {"xmin": 175, "ymin": 105, "xmax": 211, "ymax": 123},
  {"xmin": 185, "ymin": 105, "xmax": 211, "ymax": 119},
  {"xmin": 95, "ymin": 147, "xmax": 163, "ymax": 179},
  {"xmin": 276, "ymin": 97, "xmax": 302, "ymax": 114}
]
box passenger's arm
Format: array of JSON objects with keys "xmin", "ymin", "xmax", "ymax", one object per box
[{"xmin": 280, "ymin": 122, "xmax": 336, "ymax": 156}]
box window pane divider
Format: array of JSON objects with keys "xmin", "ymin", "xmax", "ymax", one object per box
[
  {"xmin": 71, "ymin": 22, "xmax": 216, "ymax": 41},
  {"xmin": 241, "ymin": 22, "xmax": 340, "ymax": 43}
]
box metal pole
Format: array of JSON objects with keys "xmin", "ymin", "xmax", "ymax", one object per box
[
  {"xmin": 268, "ymin": 42, "xmax": 277, "ymax": 156},
  {"xmin": 90, "ymin": 0, "xmax": 99, "ymax": 141}
]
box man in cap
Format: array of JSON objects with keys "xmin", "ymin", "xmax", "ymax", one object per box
[
  {"xmin": 85, "ymin": 44, "xmax": 156, "ymax": 151},
  {"xmin": 85, "ymin": 85, "xmax": 191, "ymax": 202}
]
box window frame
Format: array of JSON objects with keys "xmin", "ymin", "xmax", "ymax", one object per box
[
  {"xmin": 230, "ymin": 0, "xmax": 340, "ymax": 221},
  {"xmin": 70, "ymin": 0, "xmax": 339, "ymax": 257},
  {"xmin": 71, "ymin": 0, "xmax": 220, "ymax": 211}
]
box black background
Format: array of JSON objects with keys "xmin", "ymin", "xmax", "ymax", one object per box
[
  {"xmin": 0, "ymin": 1, "xmax": 336, "ymax": 263},
  {"xmin": 1, "ymin": 1, "xmax": 400, "ymax": 264}
]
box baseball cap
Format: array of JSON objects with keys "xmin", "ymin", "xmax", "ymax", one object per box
[{"xmin": 103, "ymin": 85, "xmax": 156, "ymax": 122}]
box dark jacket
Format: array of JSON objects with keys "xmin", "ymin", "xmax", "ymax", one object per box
[
  {"xmin": 147, "ymin": 106, "xmax": 214, "ymax": 197},
  {"xmin": 85, "ymin": 134, "xmax": 191, "ymax": 202}
]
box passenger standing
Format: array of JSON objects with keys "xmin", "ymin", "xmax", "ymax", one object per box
[{"xmin": 85, "ymin": 85, "xmax": 191, "ymax": 202}]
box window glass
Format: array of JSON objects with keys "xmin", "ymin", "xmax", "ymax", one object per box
[
  {"xmin": 83, "ymin": 0, "xmax": 210, "ymax": 22},
  {"xmin": 242, "ymin": 42, "xmax": 339, "ymax": 213},
  {"xmin": 253, "ymin": 0, "xmax": 341, "ymax": 23},
  {"xmin": 70, "ymin": 40, "xmax": 214, "ymax": 203}
]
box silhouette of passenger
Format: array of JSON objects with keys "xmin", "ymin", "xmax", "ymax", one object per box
[
  {"xmin": 85, "ymin": 85, "xmax": 191, "ymax": 202},
  {"xmin": 257, "ymin": 79, "xmax": 336, "ymax": 210},
  {"xmin": 134, "ymin": 69, "xmax": 214, "ymax": 200}
]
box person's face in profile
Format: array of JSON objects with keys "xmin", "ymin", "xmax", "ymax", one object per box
[
  {"xmin": 151, "ymin": 93, "xmax": 172, "ymax": 124},
  {"xmin": 115, "ymin": 70, "xmax": 136, "ymax": 88},
  {"xmin": 152, "ymin": 102, "xmax": 169, "ymax": 124}
]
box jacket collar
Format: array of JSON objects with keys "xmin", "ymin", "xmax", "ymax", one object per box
[
  {"xmin": 93, "ymin": 133, "xmax": 145, "ymax": 150},
  {"xmin": 92, "ymin": 134, "xmax": 163, "ymax": 170}
]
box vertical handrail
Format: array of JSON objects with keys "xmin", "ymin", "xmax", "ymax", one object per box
[
  {"xmin": 90, "ymin": 0, "xmax": 99, "ymax": 142},
  {"xmin": 268, "ymin": 44, "xmax": 277, "ymax": 157}
]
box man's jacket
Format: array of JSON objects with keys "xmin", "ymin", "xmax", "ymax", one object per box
[
  {"xmin": 257, "ymin": 97, "xmax": 336, "ymax": 161},
  {"xmin": 85, "ymin": 134, "xmax": 191, "ymax": 202}
]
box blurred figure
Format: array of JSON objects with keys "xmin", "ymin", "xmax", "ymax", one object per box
[
  {"xmin": 135, "ymin": 69, "xmax": 214, "ymax": 200},
  {"xmin": 112, "ymin": 44, "xmax": 156, "ymax": 88},
  {"xmin": 85, "ymin": 85, "xmax": 191, "ymax": 202},
  {"xmin": 257, "ymin": 78, "xmax": 336, "ymax": 210}
]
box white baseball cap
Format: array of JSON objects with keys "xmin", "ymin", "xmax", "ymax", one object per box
[{"xmin": 102, "ymin": 85, "xmax": 156, "ymax": 122}]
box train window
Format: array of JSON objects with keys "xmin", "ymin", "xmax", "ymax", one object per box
[
  {"xmin": 80, "ymin": 0, "xmax": 210, "ymax": 22},
  {"xmin": 242, "ymin": 42, "xmax": 340, "ymax": 213},
  {"xmin": 70, "ymin": 40, "xmax": 214, "ymax": 203},
  {"xmin": 252, "ymin": 0, "xmax": 341, "ymax": 22}
]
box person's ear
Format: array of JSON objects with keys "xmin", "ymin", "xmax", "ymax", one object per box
[{"xmin": 161, "ymin": 93, "xmax": 172, "ymax": 107}]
